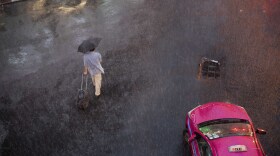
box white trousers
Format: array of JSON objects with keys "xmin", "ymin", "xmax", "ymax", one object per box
[{"xmin": 91, "ymin": 74, "xmax": 102, "ymax": 96}]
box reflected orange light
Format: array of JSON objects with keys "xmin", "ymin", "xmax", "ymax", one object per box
[{"xmin": 58, "ymin": 0, "xmax": 87, "ymax": 14}]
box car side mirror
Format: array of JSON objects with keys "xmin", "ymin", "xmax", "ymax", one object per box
[
  {"xmin": 188, "ymin": 134, "xmax": 197, "ymax": 142},
  {"xmin": 256, "ymin": 128, "xmax": 267, "ymax": 135}
]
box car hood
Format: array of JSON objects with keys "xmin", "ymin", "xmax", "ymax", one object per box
[
  {"xmin": 188, "ymin": 102, "xmax": 251, "ymax": 124},
  {"xmin": 210, "ymin": 136, "xmax": 264, "ymax": 156}
]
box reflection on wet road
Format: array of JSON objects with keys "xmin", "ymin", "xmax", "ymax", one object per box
[{"xmin": 0, "ymin": 0, "xmax": 280, "ymax": 155}]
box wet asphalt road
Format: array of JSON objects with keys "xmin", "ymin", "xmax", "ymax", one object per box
[{"xmin": 0, "ymin": 0, "xmax": 280, "ymax": 156}]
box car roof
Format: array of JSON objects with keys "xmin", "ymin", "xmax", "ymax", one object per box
[{"xmin": 188, "ymin": 102, "xmax": 251, "ymax": 125}]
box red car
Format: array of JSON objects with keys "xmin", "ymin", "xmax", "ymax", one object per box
[{"xmin": 183, "ymin": 102, "xmax": 266, "ymax": 156}]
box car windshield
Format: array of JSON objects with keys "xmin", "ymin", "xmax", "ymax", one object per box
[{"xmin": 198, "ymin": 119, "xmax": 253, "ymax": 140}]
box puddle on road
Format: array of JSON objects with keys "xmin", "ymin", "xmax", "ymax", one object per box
[
  {"xmin": 41, "ymin": 28, "xmax": 54, "ymax": 47},
  {"xmin": 73, "ymin": 16, "xmax": 86, "ymax": 24},
  {"xmin": 8, "ymin": 51, "xmax": 27, "ymax": 65},
  {"xmin": 7, "ymin": 45, "xmax": 39, "ymax": 65}
]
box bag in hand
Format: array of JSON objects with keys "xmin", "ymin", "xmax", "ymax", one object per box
[
  {"xmin": 77, "ymin": 89, "xmax": 89, "ymax": 110},
  {"xmin": 76, "ymin": 74, "xmax": 89, "ymax": 110}
]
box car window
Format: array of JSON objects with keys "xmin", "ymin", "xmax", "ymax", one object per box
[
  {"xmin": 198, "ymin": 119, "xmax": 253, "ymax": 140},
  {"xmin": 196, "ymin": 134, "xmax": 212, "ymax": 156}
]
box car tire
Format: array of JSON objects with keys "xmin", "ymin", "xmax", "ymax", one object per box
[{"xmin": 183, "ymin": 129, "xmax": 190, "ymax": 156}]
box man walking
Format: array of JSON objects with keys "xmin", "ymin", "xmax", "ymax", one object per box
[{"xmin": 83, "ymin": 48, "xmax": 104, "ymax": 97}]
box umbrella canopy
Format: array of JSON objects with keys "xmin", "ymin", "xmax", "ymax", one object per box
[{"xmin": 78, "ymin": 37, "xmax": 102, "ymax": 53}]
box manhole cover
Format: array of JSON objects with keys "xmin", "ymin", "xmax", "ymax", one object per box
[{"xmin": 198, "ymin": 57, "xmax": 220, "ymax": 79}]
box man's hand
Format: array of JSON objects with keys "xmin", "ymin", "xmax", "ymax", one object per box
[{"xmin": 83, "ymin": 66, "xmax": 88, "ymax": 75}]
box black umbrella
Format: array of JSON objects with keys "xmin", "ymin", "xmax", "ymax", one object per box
[{"xmin": 78, "ymin": 37, "xmax": 102, "ymax": 53}]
